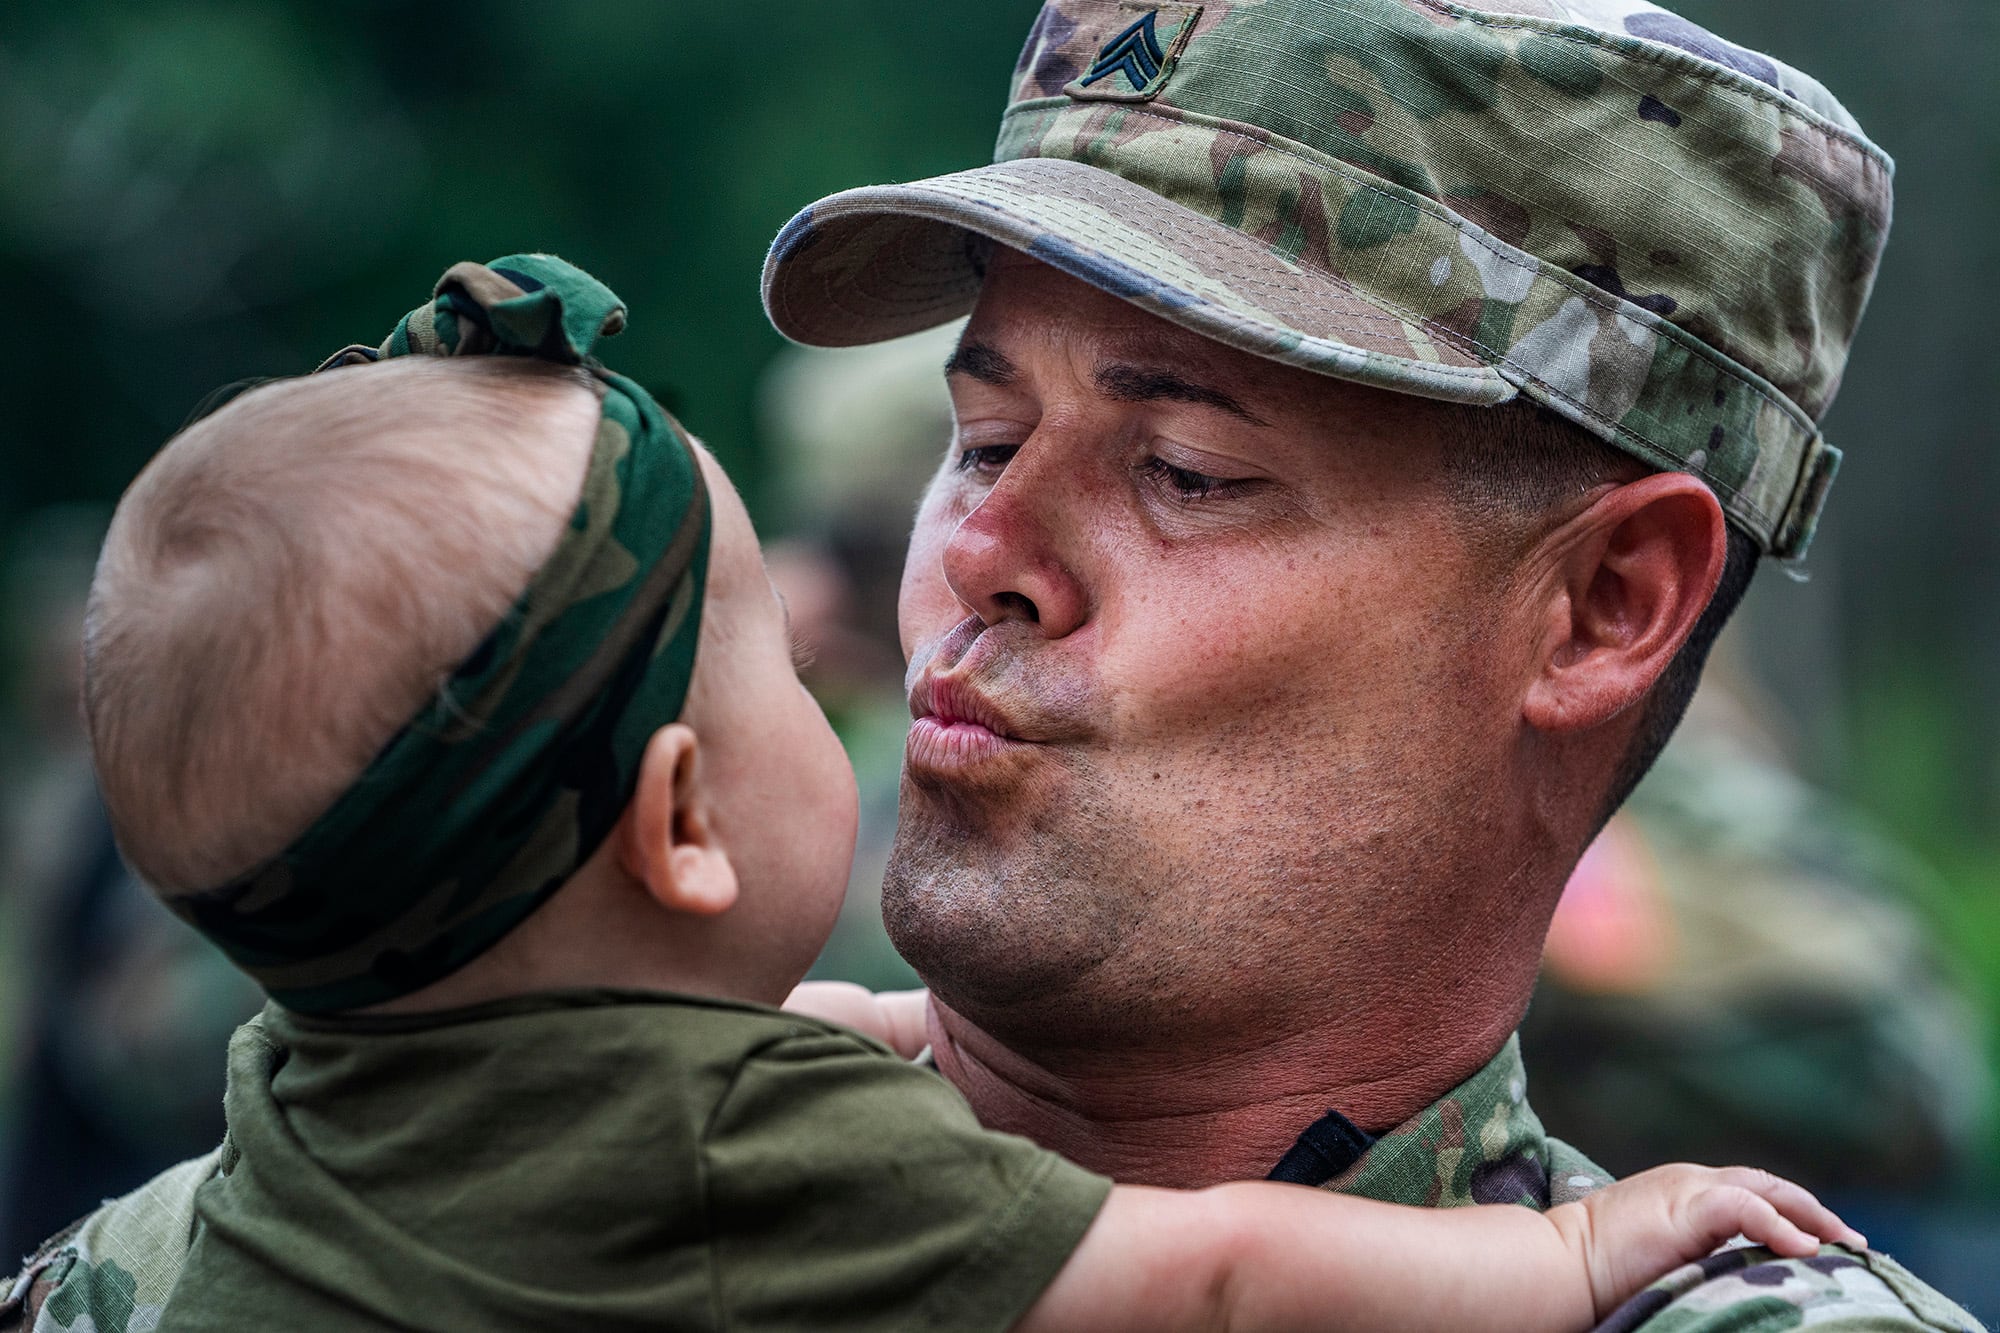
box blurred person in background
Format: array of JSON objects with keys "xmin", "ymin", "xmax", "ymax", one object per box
[
  {"xmin": 1525, "ymin": 650, "xmax": 1998, "ymax": 1303},
  {"xmin": 0, "ymin": 508, "xmax": 261, "ymax": 1262},
  {"xmin": 1528, "ymin": 654, "xmax": 1990, "ymax": 1195}
]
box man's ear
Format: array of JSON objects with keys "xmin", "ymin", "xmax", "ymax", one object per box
[
  {"xmin": 1522, "ymin": 471, "xmax": 1727, "ymax": 735},
  {"xmin": 616, "ymin": 723, "xmax": 739, "ymax": 917}
]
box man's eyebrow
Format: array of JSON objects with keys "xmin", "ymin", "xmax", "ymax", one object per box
[
  {"xmin": 944, "ymin": 340, "xmax": 1018, "ymax": 386},
  {"xmin": 1094, "ymin": 363, "xmax": 1270, "ymax": 427}
]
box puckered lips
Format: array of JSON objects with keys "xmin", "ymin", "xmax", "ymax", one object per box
[
  {"xmin": 906, "ymin": 671, "xmax": 1034, "ymax": 774},
  {"xmin": 903, "ymin": 614, "xmax": 1101, "ymax": 781}
]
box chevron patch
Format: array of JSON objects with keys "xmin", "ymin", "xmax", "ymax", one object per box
[
  {"xmin": 1083, "ymin": 13, "xmax": 1167, "ymax": 89},
  {"xmin": 1065, "ymin": 5, "xmax": 1202, "ymax": 103}
]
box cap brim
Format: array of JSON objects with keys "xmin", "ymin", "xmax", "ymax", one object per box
[{"xmin": 763, "ymin": 156, "xmax": 1514, "ymax": 409}]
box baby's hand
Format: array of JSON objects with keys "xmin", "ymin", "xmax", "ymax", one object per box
[
  {"xmin": 784, "ymin": 982, "xmax": 932, "ymax": 1058},
  {"xmin": 1548, "ymin": 1164, "xmax": 1867, "ymax": 1320}
]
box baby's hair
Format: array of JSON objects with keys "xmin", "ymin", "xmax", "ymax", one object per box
[{"xmin": 86, "ymin": 356, "xmax": 602, "ymax": 894}]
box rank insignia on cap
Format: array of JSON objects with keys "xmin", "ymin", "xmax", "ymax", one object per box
[{"xmin": 1066, "ymin": 5, "xmax": 1202, "ymax": 103}]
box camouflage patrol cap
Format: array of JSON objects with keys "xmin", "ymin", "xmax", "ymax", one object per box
[{"xmin": 762, "ymin": 0, "xmax": 1893, "ymax": 559}]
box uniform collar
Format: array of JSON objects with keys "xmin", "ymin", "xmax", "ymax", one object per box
[{"xmin": 1269, "ymin": 1034, "xmax": 1612, "ymax": 1209}]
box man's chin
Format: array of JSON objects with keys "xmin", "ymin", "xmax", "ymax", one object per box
[{"xmin": 880, "ymin": 811, "xmax": 1135, "ymax": 1021}]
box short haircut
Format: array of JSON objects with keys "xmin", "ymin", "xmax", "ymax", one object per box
[
  {"xmin": 1441, "ymin": 400, "xmax": 1759, "ymax": 827},
  {"xmin": 85, "ymin": 356, "xmax": 601, "ymax": 893}
]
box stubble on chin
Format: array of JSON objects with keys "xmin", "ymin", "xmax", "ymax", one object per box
[
  {"xmin": 879, "ymin": 722, "xmax": 1507, "ymax": 1061},
  {"xmin": 880, "ymin": 761, "xmax": 1163, "ymax": 1042}
]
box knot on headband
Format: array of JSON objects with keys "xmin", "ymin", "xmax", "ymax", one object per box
[
  {"xmin": 169, "ymin": 254, "xmax": 711, "ymax": 1013},
  {"xmin": 317, "ymin": 256, "xmax": 628, "ymax": 369}
]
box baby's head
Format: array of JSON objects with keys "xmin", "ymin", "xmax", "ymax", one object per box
[
  {"xmin": 86, "ymin": 258, "xmax": 856, "ymax": 1013},
  {"xmin": 89, "ymin": 357, "xmax": 598, "ymax": 891}
]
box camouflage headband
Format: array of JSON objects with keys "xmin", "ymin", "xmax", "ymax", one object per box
[{"xmin": 166, "ymin": 254, "xmax": 711, "ymax": 1014}]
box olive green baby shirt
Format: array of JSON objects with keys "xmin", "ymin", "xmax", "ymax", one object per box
[{"xmin": 157, "ymin": 990, "xmax": 1110, "ymax": 1332}]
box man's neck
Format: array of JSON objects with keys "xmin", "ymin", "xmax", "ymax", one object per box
[{"xmin": 927, "ymin": 1000, "xmax": 1519, "ymax": 1189}]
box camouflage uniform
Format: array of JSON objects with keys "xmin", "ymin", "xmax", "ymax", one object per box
[
  {"xmin": 8, "ymin": 1028, "xmax": 1981, "ymax": 1332},
  {"xmin": 1292, "ymin": 1038, "xmax": 1982, "ymax": 1331},
  {"xmin": 2, "ymin": 1149, "xmax": 220, "ymax": 1333}
]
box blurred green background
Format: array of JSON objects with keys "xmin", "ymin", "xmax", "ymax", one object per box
[{"xmin": 0, "ymin": 0, "xmax": 1994, "ymax": 1277}]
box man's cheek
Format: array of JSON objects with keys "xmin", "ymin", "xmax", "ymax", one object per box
[
  {"xmin": 898, "ymin": 510, "xmax": 962, "ymax": 655},
  {"xmin": 1108, "ymin": 605, "xmax": 1369, "ymax": 737},
  {"xmin": 1175, "ymin": 581, "xmax": 1379, "ymax": 685}
]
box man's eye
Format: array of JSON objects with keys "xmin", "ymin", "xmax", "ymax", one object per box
[
  {"xmin": 955, "ymin": 444, "xmax": 1019, "ymax": 474},
  {"xmin": 1139, "ymin": 456, "xmax": 1247, "ymax": 499}
]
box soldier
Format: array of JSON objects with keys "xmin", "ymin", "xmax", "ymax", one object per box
[{"xmin": 753, "ymin": 0, "xmax": 1983, "ymax": 1327}]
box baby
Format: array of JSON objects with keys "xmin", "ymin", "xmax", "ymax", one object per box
[{"xmin": 77, "ymin": 255, "xmax": 1855, "ymax": 1333}]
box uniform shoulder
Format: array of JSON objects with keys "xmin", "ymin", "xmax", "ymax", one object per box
[
  {"xmin": 0, "ymin": 1147, "xmax": 227, "ymax": 1333},
  {"xmin": 1595, "ymin": 1245, "xmax": 1986, "ymax": 1333}
]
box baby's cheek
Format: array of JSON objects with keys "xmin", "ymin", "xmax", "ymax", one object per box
[{"xmin": 792, "ymin": 697, "xmax": 857, "ymax": 838}]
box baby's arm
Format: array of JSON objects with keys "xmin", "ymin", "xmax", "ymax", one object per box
[
  {"xmin": 1016, "ymin": 1163, "xmax": 1862, "ymax": 1333},
  {"xmin": 785, "ymin": 981, "xmax": 932, "ymax": 1058}
]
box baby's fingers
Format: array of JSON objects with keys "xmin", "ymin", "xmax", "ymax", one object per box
[
  {"xmin": 1692, "ymin": 1190, "xmax": 1818, "ymax": 1259},
  {"xmin": 1691, "ymin": 1170, "xmax": 1867, "ymax": 1255}
]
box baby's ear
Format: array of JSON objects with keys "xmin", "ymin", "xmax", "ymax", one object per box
[{"xmin": 617, "ymin": 724, "xmax": 739, "ymax": 917}]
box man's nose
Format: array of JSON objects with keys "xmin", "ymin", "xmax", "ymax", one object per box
[{"xmin": 940, "ymin": 440, "xmax": 1089, "ymax": 638}]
